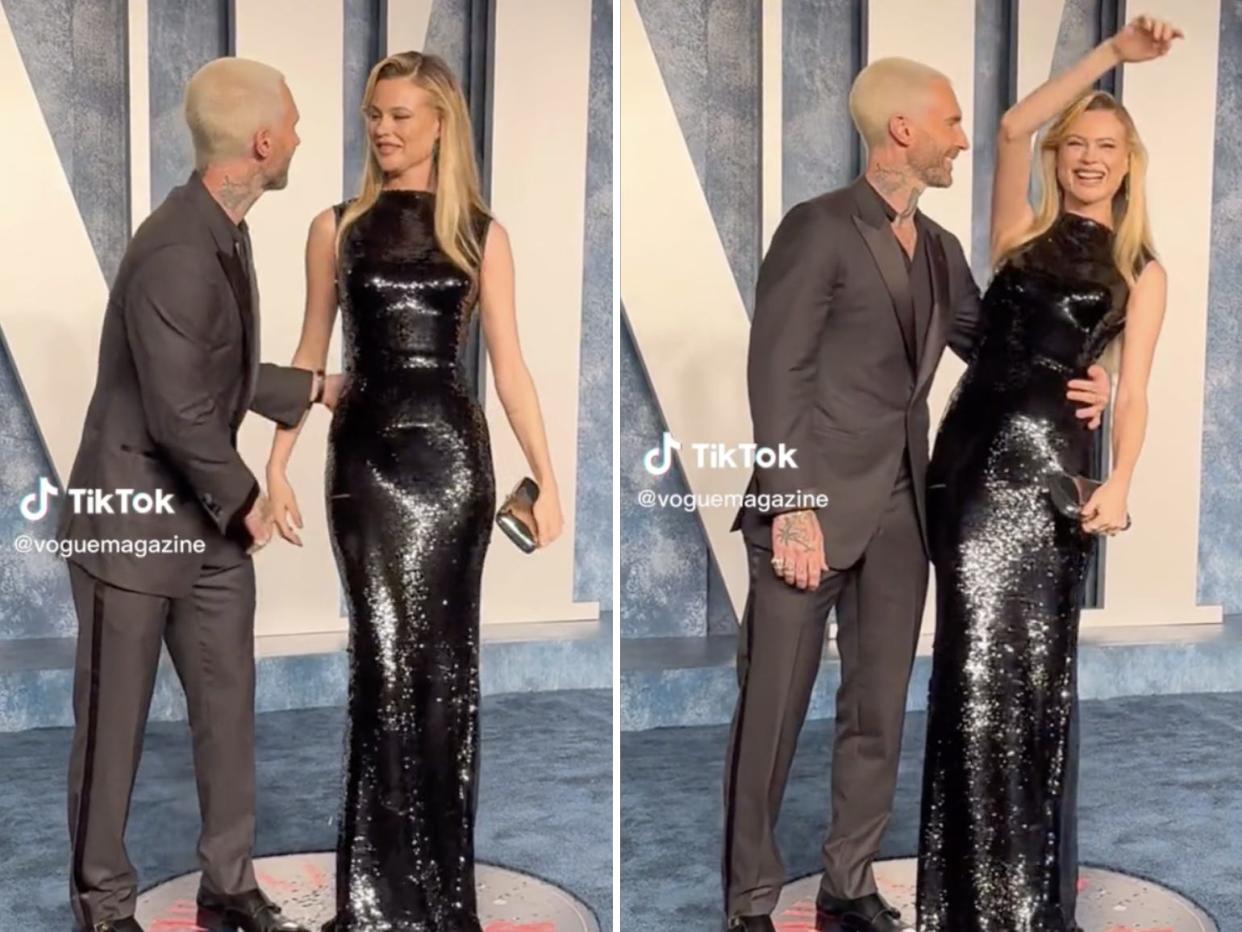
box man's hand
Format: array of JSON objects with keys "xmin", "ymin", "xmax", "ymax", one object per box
[
  {"xmin": 244, "ymin": 493, "xmax": 275, "ymax": 554},
  {"xmin": 770, "ymin": 509, "xmax": 829, "ymax": 590},
  {"xmin": 307, "ymin": 372, "xmax": 346, "ymax": 410},
  {"xmin": 1067, "ymin": 363, "xmax": 1111, "ymax": 430},
  {"xmin": 320, "ymin": 373, "xmax": 345, "ymax": 410}
]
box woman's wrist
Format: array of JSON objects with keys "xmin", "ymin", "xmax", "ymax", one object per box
[
  {"xmin": 1106, "ymin": 468, "xmax": 1133, "ymax": 493},
  {"xmin": 1100, "ymin": 35, "xmax": 1125, "ymax": 67}
]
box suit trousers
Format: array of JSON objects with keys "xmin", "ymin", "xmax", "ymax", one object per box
[
  {"xmin": 722, "ymin": 475, "xmax": 928, "ymax": 918},
  {"xmin": 66, "ymin": 557, "xmax": 259, "ymax": 928}
]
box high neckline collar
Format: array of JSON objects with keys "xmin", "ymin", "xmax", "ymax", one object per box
[{"xmin": 1060, "ymin": 210, "xmax": 1113, "ymax": 235}]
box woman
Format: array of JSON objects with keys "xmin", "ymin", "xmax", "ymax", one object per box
[
  {"xmin": 264, "ymin": 51, "xmax": 563, "ymax": 932},
  {"xmin": 916, "ymin": 16, "xmax": 1180, "ymax": 932}
]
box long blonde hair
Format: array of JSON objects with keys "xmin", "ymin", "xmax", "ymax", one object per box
[
  {"xmin": 337, "ymin": 52, "xmax": 490, "ymax": 286},
  {"xmin": 995, "ymin": 90, "xmax": 1155, "ymax": 288}
]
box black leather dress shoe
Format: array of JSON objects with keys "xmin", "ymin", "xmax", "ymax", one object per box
[
  {"xmin": 815, "ymin": 892, "xmax": 913, "ymax": 932},
  {"xmin": 82, "ymin": 920, "xmax": 144, "ymax": 932},
  {"xmin": 726, "ymin": 915, "xmax": 777, "ymax": 931},
  {"xmin": 196, "ymin": 888, "xmax": 310, "ymax": 932}
]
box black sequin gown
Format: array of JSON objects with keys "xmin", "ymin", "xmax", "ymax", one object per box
[
  {"xmin": 916, "ymin": 213, "xmax": 1135, "ymax": 931},
  {"xmin": 326, "ymin": 190, "xmax": 494, "ymax": 932}
]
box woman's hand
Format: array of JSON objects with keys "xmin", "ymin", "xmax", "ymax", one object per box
[
  {"xmin": 1081, "ymin": 480, "xmax": 1130, "ymax": 536},
  {"xmin": 1110, "ymin": 15, "xmax": 1183, "ymax": 63},
  {"xmin": 266, "ymin": 468, "xmax": 304, "ymax": 546},
  {"xmin": 532, "ymin": 484, "xmax": 563, "ymax": 548}
]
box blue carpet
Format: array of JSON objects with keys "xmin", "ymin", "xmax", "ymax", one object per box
[
  {"xmin": 621, "ymin": 692, "xmax": 1240, "ymax": 930},
  {"xmin": 0, "ymin": 689, "xmax": 611, "ymax": 931}
]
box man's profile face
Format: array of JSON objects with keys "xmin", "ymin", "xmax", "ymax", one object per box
[
  {"xmin": 905, "ymin": 78, "xmax": 969, "ymax": 188},
  {"xmin": 262, "ymin": 82, "xmax": 301, "ymax": 191}
]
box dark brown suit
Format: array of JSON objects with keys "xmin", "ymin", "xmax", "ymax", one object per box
[
  {"xmin": 56, "ymin": 171, "xmax": 313, "ymax": 929},
  {"xmin": 722, "ymin": 177, "xmax": 984, "ymax": 917},
  {"xmin": 56, "ymin": 173, "xmax": 312, "ymax": 594}
]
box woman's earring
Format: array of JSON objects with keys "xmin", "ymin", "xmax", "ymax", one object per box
[{"xmin": 433, "ymin": 138, "xmax": 441, "ymax": 163}]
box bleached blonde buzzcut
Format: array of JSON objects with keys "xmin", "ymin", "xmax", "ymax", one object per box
[
  {"xmin": 848, "ymin": 57, "xmax": 948, "ymax": 151},
  {"xmin": 184, "ymin": 57, "xmax": 287, "ymax": 171}
]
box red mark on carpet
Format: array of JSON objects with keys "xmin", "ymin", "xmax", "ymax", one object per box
[
  {"xmin": 148, "ymin": 898, "xmax": 208, "ymax": 931},
  {"xmin": 255, "ymin": 869, "xmax": 296, "ymax": 892},
  {"xmin": 302, "ymin": 859, "xmax": 329, "ymax": 887},
  {"xmin": 772, "ymin": 899, "xmax": 818, "ymax": 931}
]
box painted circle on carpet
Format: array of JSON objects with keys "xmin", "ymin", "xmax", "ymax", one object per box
[
  {"xmin": 135, "ymin": 853, "xmax": 599, "ymax": 931},
  {"xmin": 775, "ymin": 859, "xmax": 1215, "ymax": 931}
]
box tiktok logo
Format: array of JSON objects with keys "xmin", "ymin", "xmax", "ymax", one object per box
[
  {"xmin": 20, "ymin": 476, "xmax": 59, "ymax": 521},
  {"xmin": 18, "ymin": 478, "xmax": 176, "ymax": 521},
  {"xmin": 642, "ymin": 433, "xmax": 800, "ymax": 476},
  {"xmin": 643, "ymin": 432, "xmax": 682, "ymax": 476}
]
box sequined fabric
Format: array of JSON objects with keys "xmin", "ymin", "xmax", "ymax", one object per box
[
  {"xmin": 325, "ymin": 190, "xmax": 494, "ymax": 932},
  {"xmin": 916, "ymin": 213, "xmax": 1134, "ymax": 931}
]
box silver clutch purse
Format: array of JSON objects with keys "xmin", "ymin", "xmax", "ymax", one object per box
[
  {"xmin": 495, "ymin": 477, "xmax": 540, "ymax": 553},
  {"xmin": 1044, "ymin": 472, "xmax": 1131, "ymax": 530}
]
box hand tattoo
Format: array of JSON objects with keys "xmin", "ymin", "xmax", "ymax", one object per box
[{"xmin": 774, "ymin": 510, "xmax": 817, "ymax": 553}]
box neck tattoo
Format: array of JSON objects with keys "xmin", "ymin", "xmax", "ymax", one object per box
[
  {"xmin": 897, "ymin": 188, "xmax": 920, "ymax": 221},
  {"xmin": 871, "ymin": 164, "xmax": 910, "ymax": 197},
  {"xmin": 215, "ymin": 173, "xmax": 255, "ymax": 213},
  {"xmin": 868, "ymin": 162, "xmax": 924, "ymax": 226}
]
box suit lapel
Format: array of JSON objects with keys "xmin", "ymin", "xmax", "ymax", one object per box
[
  {"xmin": 183, "ymin": 173, "xmax": 261, "ymax": 428},
  {"xmin": 853, "ymin": 214, "xmax": 917, "ymax": 370},
  {"xmin": 913, "ymin": 230, "xmax": 951, "ymax": 397}
]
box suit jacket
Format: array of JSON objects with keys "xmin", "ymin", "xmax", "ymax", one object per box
[
  {"xmin": 55, "ymin": 171, "xmax": 314, "ymax": 597},
  {"xmin": 731, "ymin": 176, "xmax": 985, "ymax": 568}
]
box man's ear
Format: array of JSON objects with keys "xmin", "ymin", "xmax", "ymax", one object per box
[
  {"xmin": 888, "ymin": 113, "xmax": 912, "ymax": 148},
  {"xmin": 254, "ymin": 128, "xmax": 272, "ymax": 160}
]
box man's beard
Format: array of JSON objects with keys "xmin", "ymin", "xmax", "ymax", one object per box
[
  {"xmin": 263, "ymin": 159, "xmax": 291, "ymax": 190},
  {"xmin": 911, "ymin": 145, "xmax": 954, "ymax": 188}
]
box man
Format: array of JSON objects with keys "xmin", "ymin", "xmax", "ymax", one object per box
[
  {"xmin": 722, "ymin": 58, "xmax": 1111, "ymax": 932},
  {"xmin": 56, "ymin": 57, "xmax": 342, "ymax": 932}
]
